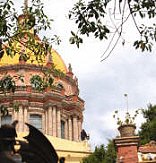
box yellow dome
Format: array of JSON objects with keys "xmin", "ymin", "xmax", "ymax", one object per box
[
  {"xmin": 0, "ymin": 48, "xmax": 67, "ymax": 73},
  {"xmin": 0, "ymin": 12, "xmax": 67, "ymax": 73}
]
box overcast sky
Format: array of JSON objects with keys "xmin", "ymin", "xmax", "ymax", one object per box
[{"xmin": 16, "ymin": 0, "xmax": 156, "ymax": 148}]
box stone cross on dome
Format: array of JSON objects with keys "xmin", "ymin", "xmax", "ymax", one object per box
[
  {"xmin": 68, "ymin": 63, "xmax": 72, "ymax": 73},
  {"xmin": 24, "ymin": 0, "xmax": 28, "ymax": 9},
  {"xmin": 67, "ymin": 63, "xmax": 74, "ymax": 78},
  {"xmin": 24, "ymin": 0, "xmax": 28, "ymax": 13}
]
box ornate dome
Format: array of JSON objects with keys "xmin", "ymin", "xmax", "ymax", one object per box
[
  {"xmin": 0, "ymin": 11, "xmax": 67, "ymax": 73},
  {"xmin": 0, "ymin": 48, "xmax": 67, "ymax": 73}
]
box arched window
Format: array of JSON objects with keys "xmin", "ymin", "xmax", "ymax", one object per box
[
  {"xmin": 29, "ymin": 114, "xmax": 42, "ymax": 131},
  {"xmin": 61, "ymin": 120, "xmax": 65, "ymax": 139},
  {"xmin": 57, "ymin": 83, "xmax": 64, "ymax": 90},
  {"xmin": 1, "ymin": 115, "xmax": 12, "ymax": 126}
]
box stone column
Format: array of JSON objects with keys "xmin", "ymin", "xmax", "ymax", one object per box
[
  {"xmin": 13, "ymin": 109, "xmax": 18, "ymax": 121},
  {"xmin": 45, "ymin": 109, "xmax": 48, "ymax": 134},
  {"xmin": 48, "ymin": 106, "xmax": 53, "ymax": 135},
  {"xmin": 57, "ymin": 108, "xmax": 61, "ymax": 138},
  {"xmin": 68, "ymin": 117, "xmax": 72, "ymax": 140},
  {"xmin": 42, "ymin": 113, "xmax": 45, "ymax": 134},
  {"xmin": 52, "ymin": 106, "xmax": 57, "ymax": 137},
  {"xmin": 13, "ymin": 109, "xmax": 19, "ymax": 131},
  {"xmin": 73, "ymin": 116, "xmax": 78, "ymax": 141},
  {"xmin": 78, "ymin": 119, "xmax": 82, "ymax": 140},
  {"xmin": 23, "ymin": 106, "xmax": 28, "ymax": 132},
  {"xmin": 18, "ymin": 105, "xmax": 24, "ymax": 132},
  {"xmin": 65, "ymin": 119, "xmax": 68, "ymax": 139}
]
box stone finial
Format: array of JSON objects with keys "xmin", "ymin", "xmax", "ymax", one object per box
[
  {"xmin": 74, "ymin": 76, "xmax": 78, "ymax": 85},
  {"xmin": 46, "ymin": 52, "xmax": 53, "ymax": 67},
  {"xmin": 68, "ymin": 63, "xmax": 72, "ymax": 73},
  {"xmin": 48, "ymin": 52, "xmax": 53, "ymax": 63},
  {"xmin": 67, "ymin": 63, "xmax": 73, "ymax": 78}
]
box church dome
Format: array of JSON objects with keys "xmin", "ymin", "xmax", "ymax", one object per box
[
  {"xmin": 0, "ymin": 47, "xmax": 67, "ymax": 73},
  {"xmin": 0, "ymin": 11, "xmax": 67, "ymax": 73}
]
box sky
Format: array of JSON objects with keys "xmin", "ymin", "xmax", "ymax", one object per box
[{"xmin": 15, "ymin": 0, "xmax": 156, "ymax": 148}]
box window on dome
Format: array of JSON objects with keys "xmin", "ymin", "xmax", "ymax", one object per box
[
  {"xmin": 29, "ymin": 114, "xmax": 42, "ymax": 131},
  {"xmin": 61, "ymin": 120, "xmax": 65, "ymax": 139},
  {"xmin": 57, "ymin": 83, "xmax": 64, "ymax": 90},
  {"xmin": 1, "ymin": 115, "xmax": 12, "ymax": 126}
]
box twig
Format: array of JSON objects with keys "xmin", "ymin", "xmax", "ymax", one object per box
[
  {"xmin": 101, "ymin": 13, "xmax": 131, "ymax": 60},
  {"xmin": 128, "ymin": 2, "xmax": 141, "ymax": 35},
  {"xmin": 101, "ymin": 0, "xmax": 130, "ymax": 61},
  {"xmin": 100, "ymin": 32, "xmax": 121, "ymax": 61}
]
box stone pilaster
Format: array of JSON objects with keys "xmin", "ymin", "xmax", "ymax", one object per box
[
  {"xmin": 41, "ymin": 113, "xmax": 45, "ymax": 133},
  {"xmin": 13, "ymin": 109, "xmax": 18, "ymax": 121},
  {"xmin": 18, "ymin": 105, "xmax": 24, "ymax": 132},
  {"xmin": 78, "ymin": 119, "xmax": 82, "ymax": 140},
  {"xmin": 13, "ymin": 109, "xmax": 19, "ymax": 131},
  {"xmin": 48, "ymin": 106, "xmax": 53, "ymax": 135},
  {"xmin": 68, "ymin": 117, "xmax": 72, "ymax": 141},
  {"xmin": 65, "ymin": 119, "xmax": 68, "ymax": 139},
  {"xmin": 52, "ymin": 106, "xmax": 57, "ymax": 137},
  {"xmin": 45, "ymin": 109, "xmax": 48, "ymax": 134},
  {"xmin": 57, "ymin": 108, "xmax": 61, "ymax": 138},
  {"xmin": 23, "ymin": 106, "xmax": 28, "ymax": 132},
  {"xmin": 114, "ymin": 136, "xmax": 139, "ymax": 163},
  {"xmin": 73, "ymin": 116, "xmax": 78, "ymax": 141}
]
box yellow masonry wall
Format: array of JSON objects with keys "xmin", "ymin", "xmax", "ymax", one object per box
[{"xmin": 17, "ymin": 132, "xmax": 92, "ymax": 163}]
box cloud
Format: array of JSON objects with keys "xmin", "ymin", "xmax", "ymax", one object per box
[{"xmin": 78, "ymin": 46, "xmax": 156, "ymax": 146}]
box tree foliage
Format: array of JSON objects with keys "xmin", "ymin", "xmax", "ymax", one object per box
[
  {"xmin": 69, "ymin": 0, "xmax": 156, "ymax": 60},
  {"xmin": 82, "ymin": 140, "xmax": 116, "ymax": 163},
  {"xmin": 82, "ymin": 144, "xmax": 106, "ymax": 163},
  {"xmin": 0, "ymin": 74, "xmax": 23, "ymax": 116},
  {"xmin": 0, "ymin": 0, "xmax": 156, "ymax": 61},
  {"xmin": 30, "ymin": 72, "xmax": 54, "ymax": 92},
  {"xmin": 104, "ymin": 140, "xmax": 117, "ymax": 163},
  {"xmin": 0, "ymin": 0, "xmax": 60, "ymax": 62},
  {"xmin": 139, "ymin": 104, "xmax": 156, "ymax": 145}
]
